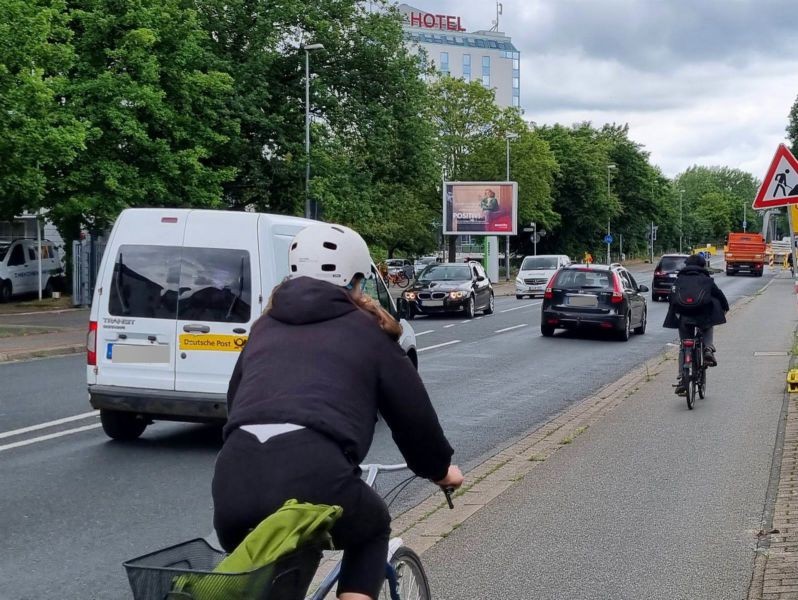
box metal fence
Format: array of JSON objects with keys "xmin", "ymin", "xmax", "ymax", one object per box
[{"xmin": 72, "ymin": 236, "xmax": 107, "ymax": 307}]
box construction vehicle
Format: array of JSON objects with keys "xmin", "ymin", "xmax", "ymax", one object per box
[{"xmin": 725, "ymin": 232, "xmax": 766, "ymax": 277}]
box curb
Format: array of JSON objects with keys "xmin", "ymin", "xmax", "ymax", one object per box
[
  {"xmin": 0, "ymin": 307, "xmax": 86, "ymax": 318},
  {"xmin": 0, "ymin": 344, "xmax": 84, "ymax": 363}
]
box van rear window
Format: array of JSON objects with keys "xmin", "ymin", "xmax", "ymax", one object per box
[{"xmin": 109, "ymin": 245, "xmax": 251, "ymax": 323}]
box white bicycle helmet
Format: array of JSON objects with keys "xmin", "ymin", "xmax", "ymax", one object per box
[{"xmin": 288, "ymin": 223, "xmax": 373, "ymax": 287}]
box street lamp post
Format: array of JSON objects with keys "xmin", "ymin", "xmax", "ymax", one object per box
[
  {"xmin": 504, "ymin": 133, "xmax": 519, "ymax": 281},
  {"xmin": 606, "ymin": 163, "xmax": 616, "ymax": 264},
  {"xmin": 743, "ymin": 202, "xmax": 747, "ymax": 232},
  {"xmin": 304, "ymin": 43, "xmax": 324, "ymax": 219}
]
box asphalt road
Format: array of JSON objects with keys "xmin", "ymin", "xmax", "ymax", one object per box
[{"xmin": 0, "ymin": 267, "xmax": 773, "ymax": 599}]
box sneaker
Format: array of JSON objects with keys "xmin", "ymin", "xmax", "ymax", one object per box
[
  {"xmin": 703, "ymin": 348, "xmax": 717, "ymax": 367},
  {"xmin": 674, "ymin": 382, "xmax": 687, "ymax": 395}
]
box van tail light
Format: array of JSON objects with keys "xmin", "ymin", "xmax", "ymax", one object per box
[
  {"xmin": 611, "ymin": 273, "xmax": 624, "ymax": 304},
  {"xmin": 87, "ymin": 321, "xmax": 98, "ymax": 366}
]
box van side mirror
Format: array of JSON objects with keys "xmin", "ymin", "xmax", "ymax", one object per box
[
  {"xmin": 396, "ymin": 298, "xmax": 411, "ymax": 320},
  {"xmin": 476, "ymin": 276, "xmax": 486, "ymax": 282},
  {"xmin": 638, "ymin": 284, "xmax": 649, "ymax": 293}
]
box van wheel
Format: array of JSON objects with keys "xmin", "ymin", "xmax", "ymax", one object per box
[
  {"xmin": 100, "ymin": 410, "xmax": 147, "ymax": 440},
  {"xmin": 0, "ymin": 281, "xmax": 10, "ymax": 303}
]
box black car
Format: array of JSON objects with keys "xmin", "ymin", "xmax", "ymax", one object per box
[
  {"xmin": 540, "ymin": 264, "xmax": 648, "ymax": 341},
  {"xmin": 651, "ymin": 254, "xmax": 689, "ymax": 301},
  {"xmin": 403, "ymin": 261, "xmax": 494, "ymax": 319}
]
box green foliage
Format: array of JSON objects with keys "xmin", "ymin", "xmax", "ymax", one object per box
[
  {"xmin": 0, "ymin": 0, "xmax": 86, "ymax": 220},
  {"xmin": 48, "ymin": 0, "xmax": 237, "ymax": 237},
  {"xmin": 673, "ymin": 166, "xmax": 759, "ymax": 247}
]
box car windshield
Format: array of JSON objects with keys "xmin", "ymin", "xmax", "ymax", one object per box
[
  {"xmin": 555, "ymin": 269, "xmax": 611, "ymax": 290},
  {"xmin": 660, "ymin": 256, "xmax": 687, "ymax": 272},
  {"xmin": 0, "ymin": 244, "xmax": 9, "ymax": 262},
  {"xmin": 420, "ymin": 265, "xmax": 472, "ymax": 281},
  {"xmin": 521, "ymin": 256, "xmax": 559, "ymax": 270},
  {"xmin": 386, "ymin": 259, "xmax": 405, "ymax": 267}
]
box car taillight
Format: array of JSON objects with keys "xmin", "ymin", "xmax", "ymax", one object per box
[
  {"xmin": 611, "ymin": 273, "xmax": 624, "ymax": 303},
  {"xmin": 87, "ymin": 320, "xmax": 98, "ymax": 366},
  {"xmin": 654, "ymin": 271, "xmax": 663, "ymax": 276},
  {"xmin": 543, "ymin": 274, "xmax": 558, "ymax": 299}
]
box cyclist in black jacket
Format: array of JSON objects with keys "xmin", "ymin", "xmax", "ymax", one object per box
[
  {"xmin": 213, "ymin": 223, "xmax": 463, "ymax": 600},
  {"xmin": 663, "ymin": 253, "xmax": 729, "ymax": 395}
]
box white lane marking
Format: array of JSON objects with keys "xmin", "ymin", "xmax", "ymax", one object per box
[
  {"xmin": 495, "ymin": 324, "xmax": 528, "ymax": 333},
  {"xmin": 444, "ymin": 324, "xmax": 456, "ymax": 328},
  {"xmin": 0, "ymin": 411, "xmax": 99, "ymax": 440},
  {"xmin": 418, "ymin": 340, "xmax": 461, "ymax": 353},
  {"xmin": 0, "ymin": 423, "xmax": 102, "ymax": 453},
  {"xmin": 500, "ymin": 302, "xmax": 542, "ymax": 313},
  {"xmin": 475, "ymin": 317, "xmax": 484, "ymax": 320},
  {"xmin": 460, "ymin": 320, "xmax": 471, "ymax": 324},
  {"xmin": 415, "ymin": 330, "xmax": 434, "ymax": 336}
]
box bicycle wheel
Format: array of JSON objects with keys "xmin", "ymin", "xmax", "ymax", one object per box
[
  {"xmin": 397, "ymin": 273, "xmax": 410, "ymax": 289},
  {"xmin": 379, "ymin": 546, "xmax": 431, "ymax": 600},
  {"xmin": 684, "ymin": 362, "xmax": 695, "ymax": 410}
]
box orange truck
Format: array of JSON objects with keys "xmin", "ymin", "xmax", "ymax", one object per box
[{"xmin": 725, "ymin": 232, "xmax": 766, "ymax": 277}]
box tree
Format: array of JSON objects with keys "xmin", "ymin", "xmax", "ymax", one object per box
[
  {"xmin": 196, "ymin": 0, "xmax": 439, "ymax": 258},
  {"xmin": 674, "ymin": 166, "xmax": 760, "ymax": 247},
  {"xmin": 0, "ymin": 0, "xmax": 86, "ymax": 220},
  {"xmin": 49, "ymin": 0, "xmax": 237, "ymax": 240}
]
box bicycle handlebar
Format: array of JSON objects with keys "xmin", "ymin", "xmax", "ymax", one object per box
[{"xmin": 360, "ymin": 463, "xmax": 456, "ymax": 509}]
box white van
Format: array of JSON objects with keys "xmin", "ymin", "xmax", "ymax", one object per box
[
  {"xmin": 87, "ymin": 208, "xmax": 417, "ymax": 440},
  {"xmin": 0, "ymin": 238, "xmax": 63, "ymax": 301},
  {"xmin": 515, "ymin": 254, "xmax": 571, "ymax": 298}
]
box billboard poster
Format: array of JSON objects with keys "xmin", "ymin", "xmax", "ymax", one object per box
[{"xmin": 443, "ymin": 182, "xmax": 518, "ymax": 235}]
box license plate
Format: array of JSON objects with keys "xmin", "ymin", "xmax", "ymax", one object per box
[
  {"xmin": 668, "ymin": 273, "xmax": 677, "ymax": 278},
  {"xmin": 566, "ymin": 295, "xmax": 598, "ymax": 307},
  {"xmin": 423, "ymin": 300, "xmax": 444, "ymax": 307}
]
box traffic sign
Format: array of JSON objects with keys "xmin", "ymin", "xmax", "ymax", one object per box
[
  {"xmin": 530, "ymin": 233, "xmax": 541, "ymax": 243},
  {"xmin": 752, "ymin": 144, "xmax": 798, "ymax": 209},
  {"xmin": 604, "ymin": 234, "xmax": 613, "ymax": 244}
]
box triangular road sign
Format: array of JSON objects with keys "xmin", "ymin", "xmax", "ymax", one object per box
[{"xmin": 752, "ymin": 144, "xmax": 798, "ymax": 209}]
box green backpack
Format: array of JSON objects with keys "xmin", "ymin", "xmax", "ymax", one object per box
[{"xmin": 171, "ymin": 500, "xmax": 342, "ymax": 600}]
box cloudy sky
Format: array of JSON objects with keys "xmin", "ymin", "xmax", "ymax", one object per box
[{"xmin": 425, "ymin": 0, "xmax": 798, "ymax": 179}]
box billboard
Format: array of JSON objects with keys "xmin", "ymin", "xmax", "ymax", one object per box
[{"xmin": 443, "ymin": 182, "xmax": 517, "ymax": 235}]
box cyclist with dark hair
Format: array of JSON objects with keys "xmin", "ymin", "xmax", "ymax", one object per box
[
  {"xmin": 663, "ymin": 253, "xmax": 729, "ymax": 395},
  {"xmin": 212, "ymin": 223, "xmax": 463, "ymax": 600}
]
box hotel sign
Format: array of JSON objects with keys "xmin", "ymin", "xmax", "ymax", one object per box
[{"xmin": 406, "ymin": 11, "xmax": 466, "ymax": 31}]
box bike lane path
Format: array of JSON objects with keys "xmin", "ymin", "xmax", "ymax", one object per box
[{"xmin": 420, "ymin": 275, "xmax": 796, "ymax": 599}]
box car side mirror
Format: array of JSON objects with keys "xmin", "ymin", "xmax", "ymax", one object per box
[
  {"xmin": 396, "ymin": 297, "xmax": 411, "ymax": 320},
  {"xmin": 638, "ymin": 284, "xmax": 649, "ymax": 293},
  {"xmin": 476, "ymin": 276, "xmax": 486, "ymax": 282}
]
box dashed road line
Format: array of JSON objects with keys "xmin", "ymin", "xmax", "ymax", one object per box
[
  {"xmin": 415, "ymin": 330, "xmax": 434, "ymax": 336},
  {"xmin": 495, "ymin": 324, "xmax": 528, "ymax": 334},
  {"xmin": 500, "ymin": 302, "xmax": 541, "ymax": 313},
  {"xmin": 0, "ymin": 411, "xmax": 98, "ymax": 440},
  {"xmin": 444, "ymin": 324, "xmax": 456, "ymax": 329},
  {"xmin": 418, "ymin": 340, "xmax": 461, "ymax": 353}
]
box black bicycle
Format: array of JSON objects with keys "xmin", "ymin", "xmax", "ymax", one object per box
[{"xmin": 679, "ymin": 323, "xmax": 707, "ymax": 410}]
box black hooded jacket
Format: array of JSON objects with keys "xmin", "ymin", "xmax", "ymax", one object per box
[
  {"xmin": 223, "ymin": 277, "xmax": 454, "ymax": 482},
  {"xmin": 663, "ymin": 265, "xmax": 729, "ymax": 329}
]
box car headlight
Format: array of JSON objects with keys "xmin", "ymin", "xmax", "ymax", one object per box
[
  {"xmin": 404, "ymin": 291, "xmax": 417, "ymax": 300},
  {"xmin": 515, "ymin": 277, "xmax": 523, "ymax": 285},
  {"xmin": 449, "ymin": 291, "xmax": 466, "ymax": 299}
]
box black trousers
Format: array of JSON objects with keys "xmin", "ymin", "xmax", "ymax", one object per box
[{"xmin": 212, "ymin": 427, "xmax": 390, "ymax": 599}]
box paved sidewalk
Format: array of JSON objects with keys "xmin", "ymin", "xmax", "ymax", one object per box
[
  {"xmin": 409, "ymin": 275, "xmax": 795, "ymax": 599},
  {"xmin": 0, "ymin": 309, "xmax": 86, "ymax": 362}
]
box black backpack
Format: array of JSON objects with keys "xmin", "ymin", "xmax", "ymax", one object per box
[{"xmin": 671, "ymin": 274, "xmax": 713, "ymax": 313}]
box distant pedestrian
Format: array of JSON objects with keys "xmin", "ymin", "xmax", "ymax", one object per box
[{"xmin": 583, "ymin": 251, "xmax": 593, "ymax": 265}]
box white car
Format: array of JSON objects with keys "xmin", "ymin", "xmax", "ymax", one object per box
[
  {"xmin": 87, "ymin": 208, "xmax": 417, "ymax": 440},
  {"xmin": 515, "ymin": 254, "xmax": 571, "ymax": 299},
  {"xmin": 0, "ymin": 238, "xmax": 63, "ymax": 302},
  {"xmin": 414, "ymin": 255, "xmax": 439, "ymax": 276}
]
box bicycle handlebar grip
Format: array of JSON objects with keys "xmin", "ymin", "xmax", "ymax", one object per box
[{"xmin": 442, "ymin": 487, "xmax": 455, "ymax": 509}]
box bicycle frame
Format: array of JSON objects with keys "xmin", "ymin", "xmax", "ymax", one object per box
[{"xmin": 307, "ymin": 464, "xmax": 409, "ymax": 600}]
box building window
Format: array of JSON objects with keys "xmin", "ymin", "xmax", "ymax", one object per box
[
  {"xmin": 440, "ymin": 51, "xmax": 449, "ymax": 74},
  {"xmin": 463, "ymin": 53, "xmax": 471, "ymax": 79},
  {"xmin": 513, "ymin": 97, "xmax": 520, "ymax": 107},
  {"xmin": 482, "ymin": 74, "xmax": 490, "ymax": 87},
  {"xmin": 513, "ymin": 58, "xmax": 520, "ymax": 70},
  {"xmin": 482, "ymin": 56, "xmax": 490, "ymax": 75},
  {"xmin": 513, "ymin": 77, "xmax": 519, "ymax": 89}
]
